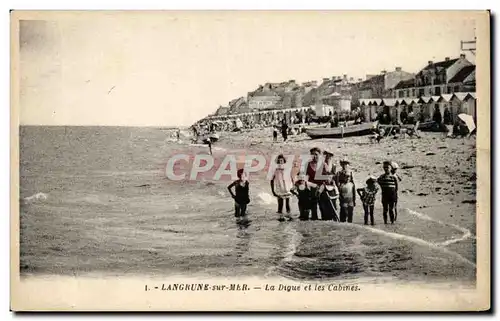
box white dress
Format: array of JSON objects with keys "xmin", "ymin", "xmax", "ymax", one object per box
[{"xmin": 273, "ymin": 167, "xmax": 293, "ymax": 198}]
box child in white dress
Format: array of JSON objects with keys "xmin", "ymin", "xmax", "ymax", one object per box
[{"xmin": 270, "ymin": 154, "xmax": 294, "ymax": 221}]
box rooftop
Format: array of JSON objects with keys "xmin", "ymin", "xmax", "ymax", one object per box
[
  {"xmin": 448, "ymin": 65, "xmax": 475, "ymax": 84},
  {"xmin": 394, "ymin": 78, "xmax": 415, "ymax": 90}
]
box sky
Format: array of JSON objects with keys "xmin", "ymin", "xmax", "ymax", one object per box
[{"xmin": 16, "ymin": 11, "xmax": 481, "ymax": 126}]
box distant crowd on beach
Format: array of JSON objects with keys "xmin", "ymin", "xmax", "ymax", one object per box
[
  {"xmin": 192, "ymin": 108, "xmax": 366, "ymax": 139},
  {"xmin": 227, "ymin": 146, "xmax": 402, "ymax": 227}
]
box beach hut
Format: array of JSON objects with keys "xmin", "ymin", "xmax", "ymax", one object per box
[
  {"xmin": 452, "ymin": 92, "xmax": 477, "ymax": 121},
  {"xmin": 358, "ymin": 99, "xmax": 371, "ymax": 121},
  {"xmin": 417, "ymin": 96, "xmax": 433, "ymax": 121},
  {"xmin": 434, "ymin": 94, "xmax": 454, "ymax": 124},
  {"xmin": 381, "ymin": 98, "xmax": 398, "ymax": 122}
]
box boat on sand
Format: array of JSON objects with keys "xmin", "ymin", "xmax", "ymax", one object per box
[{"xmin": 305, "ymin": 122, "xmax": 378, "ymax": 139}]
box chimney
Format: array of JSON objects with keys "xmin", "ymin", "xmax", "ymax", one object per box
[
  {"xmin": 428, "ymin": 60, "xmax": 433, "ymax": 65},
  {"xmin": 445, "ymin": 57, "xmax": 450, "ymax": 61},
  {"xmin": 343, "ymin": 74, "xmax": 348, "ymax": 79},
  {"xmin": 381, "ymin": 70, "xmax": 387, "ymax": 74},
  {"xmin": 460, "ymin": 53, "xmax": 466, "ymax": 59},
  {"xmin": 395, "ymin": 67, "xmax": 402, "ymax": 72}
]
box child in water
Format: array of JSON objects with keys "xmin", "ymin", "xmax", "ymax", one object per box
[
  {"xmin": 339, "ymin": 177, "xmax": 356, "ymax": 223},
  {"xmin": 390, "ymin": 162, "xmax": 402, "ymax": 222},
  {"xmin": 357, "ymin": 176, "xmax": 379, "ymax": 225},
  {"xmin": 377, "ymin": 161, "xmax": 398, "ymax": 224},
  {"xmin": 227, "ymin": 169, "xmax": 250, "ymax": 224},
  {"xmin": 271, "ymin": 154, "xmax": 294, "ymax": 221},
  {"xmin": 291, "ymin": 173, "xmax": 317, "ymax": 221}
]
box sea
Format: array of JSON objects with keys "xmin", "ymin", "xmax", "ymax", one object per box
[{"xmin": 19, "ymin": 126, "xmax": 476, "ymax": 285}]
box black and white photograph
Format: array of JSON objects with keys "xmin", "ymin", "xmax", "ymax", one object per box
[{"xmin": 10, "ymin": 10, "xmax": 490, "ymax": 311}]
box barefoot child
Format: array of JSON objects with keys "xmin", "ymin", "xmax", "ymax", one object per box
[
  {"xmin": 339, "ymin": 178, "xmax": 356, "ymax": 223},
  {"xmin": 227, "ymin": 169, "xmax": 250, "ymax": 224},
  {"xmin": 377, "ymin": 161, "xmax": 398, "ymax": 224},
  {"xmin": 270, "ymin": 154, "xmax": 294, "ymax": 221},
  {"xmin": 390, "ymin": 162, "xmax": 402, "ymax": 222},
  {"xmin": 291, "ymin": 173, "xmax": 317, "ymax": 221},
  {"xmin": 357, "ymin": 176, "xmax": 379, "ymax": 225},
  {"xmin": 336, "ymin": 158, "xmax": 354, "ymax": 188}
]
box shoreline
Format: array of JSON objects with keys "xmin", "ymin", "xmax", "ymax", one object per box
[{"xmin": 210, "ymin": 127, "xmax": 477, "ymax": 263}]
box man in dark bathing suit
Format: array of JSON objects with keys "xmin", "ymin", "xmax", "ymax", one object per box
[{"xmin": 305, "ymin": 147, "xmax": 323, "ymax": 220}]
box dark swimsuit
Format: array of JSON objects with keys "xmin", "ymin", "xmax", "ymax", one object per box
[{"xmin": 234, "ymin": 181, "xmax": 250, "ymax": 205}]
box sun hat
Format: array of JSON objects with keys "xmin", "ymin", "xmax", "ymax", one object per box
[
  {"xmin": 323, "ymin": 150, "xmax": 334, "ymax": 157},
  {"xmin": 310, "ymin": 147, "xmax": 321, "ymax": 154},
  {"xmin": 391, "ymin": 161, "xmax": 399, "ymax": 169}
]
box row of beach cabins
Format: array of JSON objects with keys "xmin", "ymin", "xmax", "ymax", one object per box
[
  {"xmin": 200, "ymin": 92, "xmax": 477, "ymax": 132},
  {"xmin": 359, "ymin": 92, "xmax": 477, "ymax": 125}
]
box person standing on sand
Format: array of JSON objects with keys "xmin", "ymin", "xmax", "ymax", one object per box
[
  {"xmin": 318, "ymin": 150, "xmax": 337, "ymax": 220},
  {"xmin": 305, "ymin": 147, "xmax": 323, "ymax": 220},
  {"xmin": 291, "ymin": 173, "xmax": 317, "ymax": 221},
  {"xmin": 317, "ymin": 175, "xmax": 339, "ymax": 221},
  {"xmin": 227, "ymin": 169, "xmax": 250, "ymax": 225},
  {"xmin": 272, "ymin": 126, "xmax": 278, "ymax": 142},
  {"xmin": 390, "ymin": 161, "xmax": 402, "ymax": 222},
  {"xmin": 357, "ymin": 176, "xmax": 379, "ymax": 225},
  {"xmin": 281, "ymin": 119, "xmax": 289, "ymax": 142},
  {"xmin": 377, "ymin": 161, "xmax": 398, "ymax": 224},
  {"xmin": 271, "ymin": 154, "xmax": 294, "ymax": 222},
  {"xmin": 336, "ymin": 158, "xmax": 354, "ymax": 188}
]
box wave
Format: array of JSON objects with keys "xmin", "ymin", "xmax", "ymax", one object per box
[
  {"xmin": 21, "ymin": 192, "xmax": 48, "ymax": 204},
  {"xmin": 257, "ymin": 192, "xmax": 275, "ymax": 205},
  {"xmin": 407, "ymin": 209, "xmax": 474, "ymax": 247}
]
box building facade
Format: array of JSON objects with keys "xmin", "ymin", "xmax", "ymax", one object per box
[
  {"xmin": 356, "ymin": 67, "xmax": 414, "ymax": 100},
  {"xmin": 392, "ymin": 54, "xmax": 474, "ymax": 98}
]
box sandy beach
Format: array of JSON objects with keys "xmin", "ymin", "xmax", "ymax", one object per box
[{"xmin": 212, "ymin": 127, "xmax": 477, "ymax": 263}]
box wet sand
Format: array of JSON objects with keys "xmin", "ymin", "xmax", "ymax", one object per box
[{"xmin": 214, "ymin": 127, "xmax": 477, "ymax": 264}]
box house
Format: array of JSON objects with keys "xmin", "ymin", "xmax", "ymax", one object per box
[
  {"xmin": 393, "ymin": 54, "xmax": 473, "ymax": 98},
  {"xmin": 247, "ymin": 90, "xmax": 282, "ymax": 110},
  {"xmin": 392, "ymin": 78, "xmax": 416, "ymax": 98},
  {"xmin": 228, "ymin": 96, "xmax": 250, "ymax": 114},
  {"xmin": 446, "ymin": 65, "xmax": 476, "ymax": 93},
  {"xmin": 356, "ymin": 67, "xmax": 414, "ymax": 100},
  {"xmin": 214, "ymin": 105, "xmax": 230, "ymax": 116}
]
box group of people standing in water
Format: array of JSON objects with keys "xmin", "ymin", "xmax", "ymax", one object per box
[{"xmin": 227, "ymin": 147, "xmax": 402, "ymax": 226}]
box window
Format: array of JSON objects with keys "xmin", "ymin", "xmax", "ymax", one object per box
[
  {"xmin": 412, "ymin": 89, "xmax": 416, "ymax": 97},
  {"xmin": 447, "ymin": 86, "xmax": 453, "ymax": 94},
  {"xmin": 454, "ymin": 86, "xmax": 460, "ymax": 92},
  {"xmin": 398, "ymin": 91, "xmax": 404, "ymax": 98},
  {"xmin": 419, "ymin": 88, "xmax": 425, "ymax": 97},
  {"xmin": 405, "ymin": 90, "xmax": 409, "ymax": 97},
  {"xmin": 434, "ymin": 86, "xmax": 441, "ymax": 96}
]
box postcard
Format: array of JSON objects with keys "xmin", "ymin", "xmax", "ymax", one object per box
[{"xmin": 10, "ymin": 10, "xmax": 490, "ymax": 311}]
